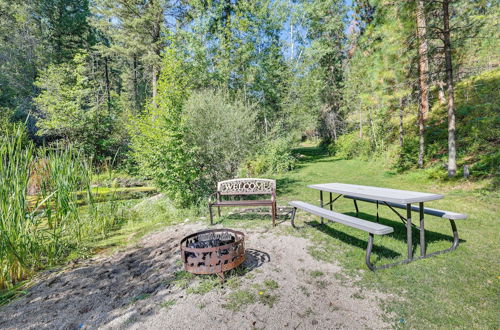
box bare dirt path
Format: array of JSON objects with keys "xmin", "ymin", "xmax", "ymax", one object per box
[{"xmin": 0, "ymin": 222, "xmax": 392, "ymax": 329}]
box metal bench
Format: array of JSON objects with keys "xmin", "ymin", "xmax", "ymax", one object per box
[
  {"xmin": 209, "ymin": 178, "xmax": 277, "ymax": 226},
  {"xmin": 289, "ymin": 201, "xmax": 393, "ymax": 270}
]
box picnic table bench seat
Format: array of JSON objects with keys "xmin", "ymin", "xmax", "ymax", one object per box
[
  {"xmin": 343, "ymin": 195, "xmax": 467, "ymax": 220},
  {"xmin": 289, "ymin": 200, "xmax": 394, "ymax": 271},
  {"xmin": 289, "ymin": 201, "xmax": 393, "ymax": 235},
  {"xmin": 209, "ymin": 178, "xmax": 277, "ymax": 226}
]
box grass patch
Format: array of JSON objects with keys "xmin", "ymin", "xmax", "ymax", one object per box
[
  {"xmin": 159, "ymin": 299, "xmax": 175, "ymax": 309},
  {"xmin": 263, "ymin": 279, "xmax": 279, "ymax": 290},
  {"xmin": 258, "ymin": 291, "xmax": 278, "ymax": 308},
  {"xmin": 310, "ymin": 270, "xmax": 324, "ymax": 278},
  {"xmin": 223, "ymin": 290, "xmax": 256, "ymax": 311},
  {"xmin": 171, "ymin": 270, "xmax": 195, "ymax": 289},
  {"xmin": 187, "ymin": 277, "xmax": 221, "ymax": 295},
  {"xmin": 221, "ymin": 145, "xmax": 499, "ymax": 329}
]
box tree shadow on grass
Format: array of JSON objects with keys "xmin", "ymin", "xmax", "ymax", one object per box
[
  {"xmin": 346, "ymin": 211, "xmax": 466, "ymax": 247},
  {"xmin": 276, "ymin": 177, "xmax": 298, "ymax": 195},
  {"xmin": 304, "ymin": 220, "xmax": 401, "ymax": 260}
]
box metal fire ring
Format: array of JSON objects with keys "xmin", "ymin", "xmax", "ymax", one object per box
[{"xmin": 180, "ymin": 229, "xmax": 245, "ymax": 281}]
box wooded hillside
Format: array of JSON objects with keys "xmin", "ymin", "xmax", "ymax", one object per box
[{"xmin": 1, "ymin": 0, "xmax": 498, "ymax": 205}]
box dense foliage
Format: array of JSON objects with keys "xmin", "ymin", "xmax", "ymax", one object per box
[
  {"xmin": 0, "ymin": 0, "xmax": 498, "ymax": 206},
  {"xmin": 0, "ymin": 126, "xmax": 124, "ymax": 288}
]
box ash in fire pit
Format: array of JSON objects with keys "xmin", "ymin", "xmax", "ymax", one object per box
[
  {"xmin": 187, "ymin": 231, "xmax": 235, "ymax": 249},
  {"xmin": 180, "ymin": 229, "xmax": 245, "ymax": 280}
]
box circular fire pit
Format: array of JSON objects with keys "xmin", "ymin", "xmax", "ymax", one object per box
[{"xmin": 180, "ymin": 229, "xmax": 245, "ymax": 280}]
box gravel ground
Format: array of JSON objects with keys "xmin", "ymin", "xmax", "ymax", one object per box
[{"xmin": 0, "ymin": 222, "xmax": 392, "ymax": 329}]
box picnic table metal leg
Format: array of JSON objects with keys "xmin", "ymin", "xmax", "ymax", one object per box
[
  {"xmin": 376, "ymin": 200, "xmax": 379, "ymax": 223},
  {"xmin": 365, "ymin": 233, "xmax": 375, "ymax": 271},
  {"xmin": 406, "ymin": 203, "xmax": 413, "ymax": 260},
  {"xmin": 320, "ymin": 191, "xmax": 324, "ymax": 224},
  {"xmin": 290, "ymin": 207, "xmax": 298, "ymax": 229},
  {"xmin": 419, "ymin": 202, "xmax": 426, "ymax": 256},
  {"xmin": 353, "ymin": 199, "xmax": 359, "ymax": 216},
  {"xmin": 329, "ymin": 192, "xmax": 333, "ymax": 211}
]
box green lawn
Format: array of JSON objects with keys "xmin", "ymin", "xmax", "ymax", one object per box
[{"xmin": 221, "ymin": 146, "xmax": 499, "ymax": 329}]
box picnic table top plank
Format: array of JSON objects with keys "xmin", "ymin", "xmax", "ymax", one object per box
[{"xmin": 308, "ymin": 183, "xmax": 443, "ymax": 204}]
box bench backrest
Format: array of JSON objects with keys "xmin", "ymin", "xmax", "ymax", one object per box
[{"xmin": 217, "ymin": 178, "xmax": 276, "ymax": 196}]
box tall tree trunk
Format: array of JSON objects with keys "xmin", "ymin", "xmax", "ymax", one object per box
[
  {"xmin": 399, "ymin": 97, "xmax": 404, "ymax": 148},
  {"xmin": 438, "ymin": 80, "xmax": 446, "ymax": 105},
  {"xmin": 150, "ymin": 0, "xmax": 163, "ymax": 107},
  {"xmin": 443, "ymin": 0, "xmax": 457, "ymax": 177},
  {"xmin": 416, "ymin": 0, "xmax": 430, "ymax": 168}
]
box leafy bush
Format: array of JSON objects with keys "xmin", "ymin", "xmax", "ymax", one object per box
[
  {"xmin": 240, "ymin": 135, "xmax": 296, "ymax": 176},
  {"xmin": 183, "ymin": 89, "xmax": 258, "ymax": 191},
  {"xmin": 129, "ymin": 49, "xmax": 199, "ymax": 207},
  {"xmin": 392, "ymin": 137, "xmax": 419, "ymax": 172},
  {"xmin": 328, "ymin": 132, "xmax": 372, "ymax": 160}
]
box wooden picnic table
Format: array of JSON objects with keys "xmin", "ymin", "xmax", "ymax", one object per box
[{"xmin": 301, "ymin": 183, "xmax": 466, "ymax": 270}]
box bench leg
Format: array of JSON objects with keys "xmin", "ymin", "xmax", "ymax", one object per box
[
  {"xmin": 271, "ymin": 203, "xmax": 276, "ymax": 227},
  {"xmin": 209, "ymin": 205, "xmax": 214, "ymax": 225},
  {"xmin": 353, "ymin": 200, "xmax": 359, "ymax": 216},
  {"xmin": 290, "ymin": 207, "xmax": 298, "ymax": 228},
  {"xmin": 419, "ymin": 202, "xmax": 425, "ymax": 256},
  {"xmin": 406, "ymin": 203, "xmax": 413, "ymax": 260},
  {"xmin": 217, "ymin": 206, "xmax": 221, "ymax": 217},
  {"xmin": 423, "ymin": 219, "xmax": 459, "ymax": 257},
  {"xmin": 365, "ymin": 233, "xmax": 375, "ymax": 271},
  {"xmin": 320, "ymin": 191, "xmax": 324, "ymax": 224},
  {"xmin": 365, "ymin": 220, "xmax": 460, "ymax": 271}
]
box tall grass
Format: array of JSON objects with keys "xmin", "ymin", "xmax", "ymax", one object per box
[{"xmin": 0, "ymin": 125, "xmax": 123, "ymax": 289}]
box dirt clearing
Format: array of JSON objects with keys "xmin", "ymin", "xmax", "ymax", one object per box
[{"xmin": 0, "ymin": 222, "xmax": 392, "ymax": 329}]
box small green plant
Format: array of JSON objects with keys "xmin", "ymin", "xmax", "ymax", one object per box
[
  {"xmin": 351, "ymin": 291, "xmax": 364, "ymax": 300},
  {"xmin": 258, "ymin": 292, "xmax": 278, "ymax": 308},
  {"xmin": 264, "ymin": 279, "xmax": 279, "ymax": 290},
  {"xmin": 310, "ymin": 270, "xmax": 324, "ymax": 278},
  {"xmin": 171, "ymin": 270, "xmax": 195, "ymax": 289},
  {"xmin": 298, "ymin": 285, "xmax": 310, "ymax": 297},
  {"xmin": 225, "ymin": 277, "xmax": 241, "ymax": 290},
  {"xmin": 224, "ymin": 290, "xmax": 256, "ymax": 311},
  {"xmin": 159, "ymin": 299, "xmax": 176, "ymax": 309},
  {"xmin": 187, "ymin": 277, "xmax": 221, "ymax": 294},
  {"xmin": 130, "ymin": 293, "xmax": 151, "ymax": 303}
]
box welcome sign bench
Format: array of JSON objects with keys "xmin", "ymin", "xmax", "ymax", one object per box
[{"xmin": 209, "ymin": 178, "xmax": 277, "ymax": 226}]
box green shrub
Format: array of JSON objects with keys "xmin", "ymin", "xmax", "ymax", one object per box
[
  {"xmin": 129, "ymin": 49, "xmax": 200, "ymax": 207},
  {"xmin": 240, "ymin": 136, "xmax": 296, "ymax": 176},
  {"xmin": 392, "ymin": 137, "xmax": 419, "ymax": 172},
  {"xmin": 329, "ymin": 132, "xmax": 372, "ymax": 160},
  {"xmin": 182, "ymin": 89, "xmax": 258, "ymax": 192}
]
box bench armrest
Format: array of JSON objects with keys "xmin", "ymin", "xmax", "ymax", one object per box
[{"xmin": 208, "ymin": 192, "xmax": 220, "ymax": 204}]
